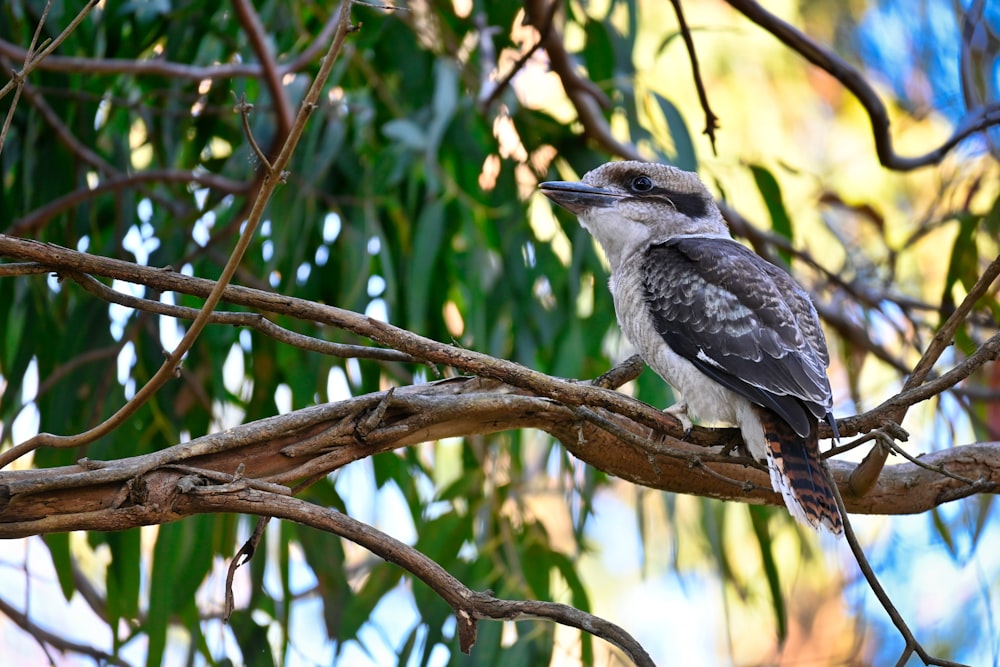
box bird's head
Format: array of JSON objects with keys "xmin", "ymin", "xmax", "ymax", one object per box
[{"xmin": 540, "ymin": 161, "xmax": 729, "ymax": 270}]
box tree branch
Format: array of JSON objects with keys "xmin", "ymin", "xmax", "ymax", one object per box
[
  {"xmin": 6, "ymin": 169, "xmax": 250, "ymax": 236},
  {"xmin": 723, "ymin": 0, "xmax": 1000, "ymax": 171},
  {"xmin": 848, "ymin": 252, "xmax": 1000, "ymax": 494},
  {"xmin": 66, "ymin": 271, "xmax": 421, "ymax": 364},
  {"xmin": 0, "ymin": 0, "xmax": 100, "ymax": 102},
  {"xmin": 0, "ymin": 593, "xmax": 128, "ymax": 666},
  {"xmin": 4, "ymin": 234, "xmax": 999, "ymax": 466},
  {"xmin": 0, "ymin": 375, "xmax": 996, "ymax": 535},
  {"xmin": 668, "ymin": 0, "xmax": 719, "ymax": 153},
  {"xmin": 232, "ymin": 0, "xmax": 294, "ymax": 142},
  {"xmin": 182, "ymin": 485, "xmax": 655, "ymax": 665},
  {"xmin": 828, "ymin": 469, "xmax": 971, "ymax": 667},
  {"xmin": 1, "ymin": 2, "xmax": 357, "ymax": 463},
  {"xmin": 523, "ymin": 0, "xmax": 642, "ymax": 161}
]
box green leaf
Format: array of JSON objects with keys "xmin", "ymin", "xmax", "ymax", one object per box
[
  {"xmin": 940, "ymin": 213, "xmax": 979, "ymax": 319},
  {"xmin": 931, "ymin": 506, "xmax": 958, "ymax": 558},
  {"xmin": 105, "ymin": 529, "xmax": 142, "ymax": 637},
  {"xmin": 229, "ymin": 609, "xmax": 277, "ymax": 667},
  {"xmin": 42, "ymin": 533, "xmax": 75, "ymax": 600},
  {"xmin": 296, "ymin": 524, "xmax": 350, "ymax": 639},
  {"xmin": 748, "ymin": 505, "xmax": 787, "ymax": 643},
  {"xmin": 406, "ymin": 200, "xmax": 447, "ymax": 333},
  {"xmin": 749, "ymin": 164, "xmax": 794, "ymax": 265},
  {"xmin": 653, "ymin": 93, "xmax": 697, "ymax": 171},
  {"xmin": 339, "ymin": 562, "xmax": 403, "ymax": 644},
  {"xmin": 383, "ymin": 119, "xmax": 427, "ymax": 150},
  {"xmin": 146, "ymin": 517, "xmax": 217, "ymax": 666},
  {"xmin": 583, "ymin": 20, "xmax": 615, "ymax": 85}
]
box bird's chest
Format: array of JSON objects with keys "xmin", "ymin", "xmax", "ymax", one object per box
[{"xmin": 608, "ymin": 266, "xmax": 742, "ymax": 425}]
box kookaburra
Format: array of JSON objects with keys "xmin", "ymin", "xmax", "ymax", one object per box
[{"xmin": 540, "ymin": 161, "xmax": 843, "ymax": 534}]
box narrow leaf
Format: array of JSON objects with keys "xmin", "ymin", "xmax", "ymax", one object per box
[
  {"xmin": 749, "ymin": 164, "xmax": 794, "ymax": 265},
  {"xmin": 748, "ymin": 505, "xmax": 787, "ymax": 643}
]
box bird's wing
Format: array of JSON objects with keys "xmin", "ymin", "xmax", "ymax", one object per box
[{"xmin": 642, "ymin": 236, "xmax": 833, "ymax": 437}]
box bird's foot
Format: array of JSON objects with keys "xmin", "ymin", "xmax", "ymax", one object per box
[{"xmin": 663, "ymin": 401, "xmax": 692, "ymax": 438}]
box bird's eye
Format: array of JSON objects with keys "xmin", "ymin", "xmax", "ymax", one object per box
[{"xmin": 630, "ymin": 175, "xmax": 654, "ymax": 193}]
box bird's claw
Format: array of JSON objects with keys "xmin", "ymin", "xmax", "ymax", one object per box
[{"xmin": 663, "ymin": 401, "xmax": 692, "ymax": 439}]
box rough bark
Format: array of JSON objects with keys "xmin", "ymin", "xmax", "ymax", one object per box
[{"xmin": 1, "ymin": 376, "xmax": 995, "ymax": 538}]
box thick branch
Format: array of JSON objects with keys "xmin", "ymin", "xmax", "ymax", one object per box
[{"xmin": 0, "ymin": 376, "xmax": 996, "ymax": 537}]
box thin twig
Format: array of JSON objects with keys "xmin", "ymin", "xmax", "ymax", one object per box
[
  {"xmin": 837, "ymin": 331, "xmax": 1000, "ymax": 440},
  {"xmin": 4, "ymin": 2, "xmax": 358, "ymax": 462},
  {"xmin": 883, "ymin": 437, "xmax": 981, "ymax": 487},
  {"xmin": 224, "ymin": 515, "xmax": 270, "ymax": 621},
  {"xmin": 0, "ymin": 0, "xmax": 53, "ymax": 155},
  {"xmin": 902, "ymin": 253, "xmax": 1000, "ymax": 400},
  {"xmin": 0, "ymin": 593, "xmax": 129, "ymax": 666},
  {"xmin": 667, "ymin": 0, "xmax": 719, "ymax": 153},
  {"xmin": 6, "ymin": 169, "xmax": 249, "ymax": 236},
  {"xmin": 827, "ymin": 468, "xmax": 971, "ymax": 667},
  {"xmin": 478, "ymin": 0, "xmax": 559, "ymax": 110},
  {"xmin": 848, "ymin": 254, "xmax": 1000, "ymax": 493},
  {"xmin": 723, "ymin": 0, "xmax": 1000, "ymax": 171},
  {"xmin": 232, "ymin": 93, "xmax": 272, "ymax": 171},
  {"xmin": 0, "ymin": 0, "xmax": 100, "ymax": 102},
  {"xmin": 824, "ymin": 428, "xmax": 890, "ymax": 459},
  {"xmin": 232, "ymin": 0, "xmax": 294, "ymax": 141},
  {"xmin": 524, "ymin": 0, "xmax": 637, "ymax": 160},
  {"xmin": 64, "ymin": 254, "xmax": 419, "ymax": 364},
  {"xmin": 9, "ymin": 63, "xmax": 117, "ymax": 174}
]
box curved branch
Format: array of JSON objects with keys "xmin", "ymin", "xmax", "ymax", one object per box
[
  {"xmin": 182, "ymin": 486, "xmax": 655, "ymax": 665},
  {"xmin": 4, "ymin": 234, "xmax": 999, "ymax": 451},
  {"xmin": 6, "ymin": 169, "xmax": 250, "ymax": 236},
  {"xmin": 723, "ymin": 0, "xmax": 1000, "ymax": 171},
  {"xmin": 0, "ymin": 376, "xmax": 996, "ymax": 535},
  {"xmin": 523, "ymin": 0, "xmax": 640, "ymax": 160},
  {"xmin": 667, "ymin": 0, "xmax": 719, "ymax": 152},
  {"xmin": 478, "ymin": 0, "xmax": 559, "ymax": 110},
  {"xmin": 0, "ymin": 233, "xmax": 688, "ymax": 450},
  {"xmin": 67, "ymin": 270, "xmax": 420, "ymax": 364}
]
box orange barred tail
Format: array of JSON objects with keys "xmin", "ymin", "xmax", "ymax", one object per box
[{"xmin": 752, "ymin": 405, "xmax": 843, "ymax": 535}]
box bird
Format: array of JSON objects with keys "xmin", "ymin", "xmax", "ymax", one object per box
[{"xmin": 539, "ymin": 161, "xmax": 843, "ymax": 534}]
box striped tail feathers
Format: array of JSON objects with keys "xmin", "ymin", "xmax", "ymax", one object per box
[{"xmin": 752, "ymin": 405, "xmax": 844, "ymax": 535}]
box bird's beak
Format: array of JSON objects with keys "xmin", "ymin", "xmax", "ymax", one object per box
[{"xmin": 539, "ymin": 181, "xmax": 619, "ymax": 215}]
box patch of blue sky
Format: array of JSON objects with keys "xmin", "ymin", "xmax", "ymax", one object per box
[
  {"xmin": 851, "ymin": 510, "xmax": 1000, "ymax": 665},
  {"xmin": 856, "ymin": 0, "xmax": 1000, "ymax": 152}
]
